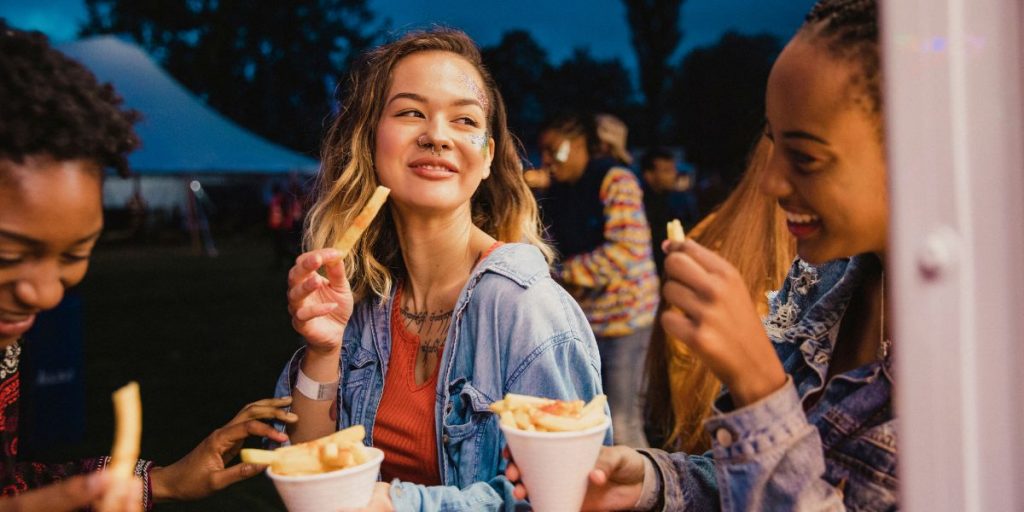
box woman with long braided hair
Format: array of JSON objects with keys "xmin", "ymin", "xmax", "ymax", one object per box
[{"xmin": 508, "ymin": 0, "xmax": 899, "ymax": 509}]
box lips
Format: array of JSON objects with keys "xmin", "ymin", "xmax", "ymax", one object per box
[
  {"xmin": 783, "ymin": 209, "xmax": 822, "ymax": 239},
  {"xmin": 409, "ymin": 157, "xmax": 459, "ymax": 180},
  {"xmin": 0, "ymin": 313, "xmax": 36, "ymax": 339}
]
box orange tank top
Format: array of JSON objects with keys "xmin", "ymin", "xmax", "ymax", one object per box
[{"xmin": 373, "ymin": 242, "xmax": 503, "ymax": 485}]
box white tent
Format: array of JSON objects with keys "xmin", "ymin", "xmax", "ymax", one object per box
[
  {"xmin": 58, "ymin": 36, "xmax": 318, "ymax": 175},
  {"xmin": 58, "ymin": 37, "xmax": 320, "ymax": 254}
]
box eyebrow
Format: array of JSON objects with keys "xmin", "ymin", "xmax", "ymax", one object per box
[
  {"xmin": 0, "ymin": 228, "xmax": 103, "ymax": 247},
  {"xmin": 386, "ymin": 92, "xmax": 484, "ymax": 110},
  {"xmin": 782, "ymin": 130, "xmax": 829, "ymax": 145}
]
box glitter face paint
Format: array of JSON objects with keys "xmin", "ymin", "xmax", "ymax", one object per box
[
  {"xmin": 469, "ymin": 131, "xmax": 490, "ymax": 157},
  {"xmin": 459, "ymin": 71, "xmax": 489, "ymax": 112}
]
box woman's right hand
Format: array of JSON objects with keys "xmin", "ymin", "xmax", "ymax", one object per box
[{"xmin": 287, "ymin": 249, "xmax": 354, "ymax": 353}]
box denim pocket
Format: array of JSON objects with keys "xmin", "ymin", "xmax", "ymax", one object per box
[
  {"xmin": 342, "ymin": 345, "xmax": 377, "ymax": 424},
  {"xmin": 442, "ymin": 378, "xmax": 497, "ymax": 481},
  {"xmin": 824, "ymin": 422, "xmax": 899, "ymax": 511}
]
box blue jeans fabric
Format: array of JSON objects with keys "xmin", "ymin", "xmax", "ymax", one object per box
[{"xmin": 598, "ymin": 326, "xmax": 652, "ymax": 448}]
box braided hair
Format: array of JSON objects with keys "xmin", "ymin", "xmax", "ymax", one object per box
[
  {"xmin": 0, "ymin": 19, "xmax": 140, "ymax": 176},
  {"xmin": 801, "ymin": 0, "xmax": 881, "ymax": 119}
]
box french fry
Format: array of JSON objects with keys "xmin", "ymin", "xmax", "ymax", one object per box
[
  {"xmin": 667, "ymin": 219, "xmax": 686, "ymax": 242},
  {"xmin": 240, "ymin": 448, "xmax": 278, "ymax": 465},
  {"xmin": 492, "ymin": 392, "xmax": 608, "ymax": 433},
  {"xmin": 333, "ymin": 186, "xmax": 390, "ymax": 257},
  {"xmin": 531, "ymin": 409, "xmax": 607, "ymax": 432},
  {"xmin": 108, "ymin": 382, "xmax": 142, "ymax": 479},
  {"xmin": 499, "ymin": 410, "xmax": 517, "ymax": 429},
  {"xmin": 96, "ymin": 382, "xmax": 142, "ymax": 512},
  {"xmin": 579, "ymin": 394, "xmax": 607, "ymax": 417},
  {"xmin": 243, "ymin": 425, "xmax": 370, "ymax": 476}
]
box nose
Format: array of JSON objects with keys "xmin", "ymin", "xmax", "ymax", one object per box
[
  {"xmin": 13, "ymin": 263, "xmax": 65, "ymax": 312},
  {"xmin": 424, "ymin": 118, "xmax": 454, "ymax": 152},
  {"xmin": 759, "ymin": 147, "xmax": 793, "ymax": 199}
]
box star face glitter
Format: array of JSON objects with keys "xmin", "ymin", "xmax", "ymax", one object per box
[{"xmin": 469, "ymin": 131, "xmax": 490, "ymax": 157}]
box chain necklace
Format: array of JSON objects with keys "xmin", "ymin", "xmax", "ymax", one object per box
[{"xmin": 877, "ymin": 273, "xmax": 891, "ymax": 360}]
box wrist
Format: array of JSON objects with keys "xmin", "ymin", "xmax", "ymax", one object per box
[
  {"xmin": 149, "ymin": 466, "xmax": 174, "ymax": 502},
  {"xmin": 299, "ymin": 346, "xmax": 339, "ymax": 382},
  {"xmin": 729, "ymin": 368, "xmax": 787, "ymax": 407}
]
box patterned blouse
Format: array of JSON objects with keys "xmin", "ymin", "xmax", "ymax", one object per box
[{"xmin": 0, "ymin": 341, "xmax": 154, "ymax": 509}]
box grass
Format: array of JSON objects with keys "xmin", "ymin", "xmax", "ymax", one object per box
[{"xmin": 72, "ymin": 234, "xmax": 302, "ymax": 511}]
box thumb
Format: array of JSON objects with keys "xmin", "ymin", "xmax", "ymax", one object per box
[
  {"xmin": 6, "ymin": 472, "xmax": 110, "ymax": 512},
  {"xmin": 209, "ymin": 463, "xmax": 265, "ymax": 492}
]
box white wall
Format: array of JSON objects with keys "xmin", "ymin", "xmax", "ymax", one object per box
[{"xmin": 883, "ymin": 0, "xmax": 1024, "ymax": 510}]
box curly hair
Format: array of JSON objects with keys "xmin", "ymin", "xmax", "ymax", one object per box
[
  {"xmin": 801, "ymin": 0, "xmax": 881, "ymax": 119},
  {"xmin": 0, "ymin": 20, "xmax": 140, "ymax": 176}
]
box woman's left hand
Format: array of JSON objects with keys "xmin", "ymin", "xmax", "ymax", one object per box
[
  {"xmin": 149, "ymin": 397, "xmax": 295, "ymax": 501},
  {"xmin": 660, "ymin": 239, "xmax": 786, "ymax": 406}
]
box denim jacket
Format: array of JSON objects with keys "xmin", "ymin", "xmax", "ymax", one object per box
[
  {"xmin": 273, "ymin": 243, "xmax": 608, "ymax": 511},
  {"xmin": 641, "ymin": 254, "xmax": 897, "ymax": 511}
]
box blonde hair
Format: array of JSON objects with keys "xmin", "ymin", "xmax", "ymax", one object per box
[
  {"xmin": 645, "ymin": 135, "xmax": 796, "ymax": 453},
  {"xmin": 305, "ymin": 29, "xmax": 553, "ymax": 303}
]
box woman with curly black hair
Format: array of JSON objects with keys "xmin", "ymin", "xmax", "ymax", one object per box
[{"xmin": 0, "ymin": 20, "xmax": 295, "ymax": 511}]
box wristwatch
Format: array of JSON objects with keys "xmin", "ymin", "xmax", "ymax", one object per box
[{"xmin": 295, "ymin": 368, "xmax": 339, "ymax": 401}]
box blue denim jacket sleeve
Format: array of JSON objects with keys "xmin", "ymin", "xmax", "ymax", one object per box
[{"xmin": 644, "ymin": 378, "xmax": 844, "ymax": 511}]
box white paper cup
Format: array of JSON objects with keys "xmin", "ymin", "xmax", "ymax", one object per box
[
  {"xmin": 501, "ymin": 417, "xmax": 610, "ymax": 512},
  {"xmin": 266, "ymin": 447, "xmax": 384, "ymax": 512}
]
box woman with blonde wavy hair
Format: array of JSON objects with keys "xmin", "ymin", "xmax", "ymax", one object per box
[
  {"xmin": 643, "ymin": 135, "xmax": 795, "ymax": 454},
  {"xmin": 272, "ymin": 28, "xmax": 605, "ymax": 510}
]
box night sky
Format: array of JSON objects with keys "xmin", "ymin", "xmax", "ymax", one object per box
[{"xmin": 1, "ymin": 0, "xmax": 815, "ymax": 79}]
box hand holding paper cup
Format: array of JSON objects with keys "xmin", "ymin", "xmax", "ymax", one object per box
[
  {"xmin": 492, "ymin": 393, "xmax": 610, "ymax": 512},
  {"xmin": 241, "ymin": 425, "xmax": 384, "ymax": 512}
]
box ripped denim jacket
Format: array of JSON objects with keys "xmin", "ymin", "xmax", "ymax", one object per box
[{"xmin": 642, "ymin": 254, "xmax": 897, "ymax": 511}]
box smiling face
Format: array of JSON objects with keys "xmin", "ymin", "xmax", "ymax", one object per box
[
  {"xmin": 374, "ymin": 50, "xmax": 495, "ymax": 216},
  {"xmin": 760, "ymin": 34, "xmax": 888, "ymax": 264},
  {"xmin": 0, "ymin": 157, "xmax": 103, "ymax": 347}
]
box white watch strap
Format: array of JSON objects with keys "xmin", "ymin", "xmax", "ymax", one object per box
[{"xmin": 295, "ymin": 368, "xmax": 339, "ymax": 401}]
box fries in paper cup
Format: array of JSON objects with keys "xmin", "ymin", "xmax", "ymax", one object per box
[
  {"xmin": 493, "ymin": 393, "xmax": 610, "ymax": 512},
  {"xmin": 244, "ymin": 426, "xmax": 384, "ymax": 512}
]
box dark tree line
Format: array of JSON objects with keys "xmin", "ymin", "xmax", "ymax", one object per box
[
  {"xmin": 80, "ymin": 1, "xmax": 780, "ymax": 189},
  {"xmin": 81, "ymin": 0, "xmax": 382, "ymax": 156}
]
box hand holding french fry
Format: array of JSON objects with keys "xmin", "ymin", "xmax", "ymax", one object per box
[
  {"xmin": 660, "ymin": 236, "xmax": 786, "ymax": 408},
  {"xmin": 147, "ymin": 398, "xmax": 291, "ymax": 501},
  {"xmin": 287, "ymin": 186, "xmax": 389, "ymax": 351}
]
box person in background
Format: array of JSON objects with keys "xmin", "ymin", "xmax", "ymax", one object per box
[
  {"xmin": 643, "ymin": 135, "xmax": 794, "ymax": 453},
  {"xmin": 538, "ymin": 112, "xmax": 658, "ymax": 448},
  {"xmin": 0, "ymin": 21, "xmax": 293, "ymax": 511},
  {"xmin": 511, "ymin": 0, "xmax": 899, "ymax": 509},
  {"xmin": 267, "ymin": 183, "xmax": 293, "ymax": 269},
  {"xmin": 639, "ymin": 147, "xmax": 698, "ymax": 275},
  {"xmin": 594, "ymin": 113, "xmax": 633, "ymax": 167},
  {"xmin": 278, "ymin": 29, "xmax": 604, "ymax": 510}
]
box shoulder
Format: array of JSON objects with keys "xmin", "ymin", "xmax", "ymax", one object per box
[
  {"xmin": 464, "ymin": 244, "xmax": 598, "ymax": 358},
  {"xmin": 601, "ymin": 166, "xmax": 642, "ymax": 190}
]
